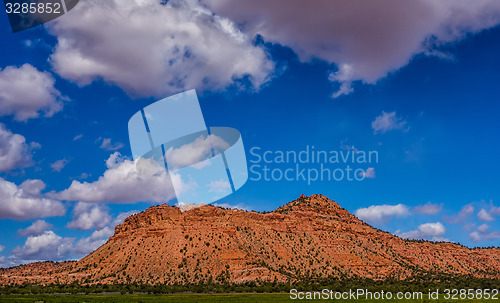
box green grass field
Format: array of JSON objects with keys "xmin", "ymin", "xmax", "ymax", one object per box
[{"xmin": 0, "ymin": 293, "xmax": 498, "ymax": 302}]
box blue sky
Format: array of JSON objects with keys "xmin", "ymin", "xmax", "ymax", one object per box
[{"xmin": 1, "ymin": 0, "xmax": 500, "ymax": 267}]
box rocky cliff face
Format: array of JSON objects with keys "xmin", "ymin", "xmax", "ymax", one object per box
[{"xmin": 1, "ymin": 194, "xmax": 500, "ymax": 285}]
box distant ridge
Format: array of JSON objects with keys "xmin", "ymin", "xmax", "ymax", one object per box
[{"xmin": 1, "ymin": 194, "xmax": 500, "ymax": 285}]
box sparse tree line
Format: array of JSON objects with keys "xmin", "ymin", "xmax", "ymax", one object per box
[{"xmin": 0, "ymin": 273, "xmax": 499, "ymax": 295}]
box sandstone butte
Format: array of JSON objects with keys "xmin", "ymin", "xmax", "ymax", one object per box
[{"xmin": 1, "ymin": 194, "xmax": 500, "ymax": 285}]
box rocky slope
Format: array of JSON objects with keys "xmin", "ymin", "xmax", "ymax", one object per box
[{"xmin": 1, "ymin": 194, "xmax": 500, "ymax": 285}]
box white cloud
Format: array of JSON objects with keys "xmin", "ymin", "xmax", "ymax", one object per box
[
  {"xmin": 204, "ymin": 0, "xmax": 500, "ymax": 97},
  {"xmin": 70, "ymin": 209, "xmax": 138, "ymax": 256},
  {"xmin": 413, "ymin": 202, "xmax": 443, "ymax": 215},
  {"xmin": 358, "ymin": 167, "xmax": 376, "ymax": 179},
  {"xmin": 329, "ymin": 64, "xmax": 354, "ymax": 98},
  {"xmin": 52, "ymin": 152, "xmax": 182, "ymax": 204},
  {"xmin": 12, "ymin": 231, "xmax": 74, "ymax": 261},
  {"xmin": 50, "ymin": 158, "xmax": 69, "ymax": 172},
  {"xmin": 99, "ymin": 138, "xmax": 124, "ymax": 151},
  {"xmin": 67, "ymin": 202, "xmax": 111, "ymax": 230},
  {"xmin": 477, "ymin": 208, "xmax": 495, "ymax": 222},
  {"xmin": 17, "ymin": 220, "xmax": 53, "ymax": 237},
  {"xmin": 355, "ymin": 204, "xmax": 410, "ymax": 224},
  {"xmin": 469, "ymin": 224, "xmax": 500, "ymax": 242},
  {"xmin": 0, "ymin": 124, "xmax": 35, "ymax": 172},
  {"xmin": 73, "ymin": 134, "xmax": 83, "ymax": 141},
  {"xmin": 477, "ymin": 223, "xmax": 490, "ymax": 233},
  {"xmin": 105, "ymin": 151, "xmax": 126, "ymax": 169},
  {"xmin": 207, "ymin": 179, "xmax": 231, "ymax": 193},
  {"xmin": 372, "ymin": 111, "xmax": 407, "ymax": 134},
  {"xmin": 474, "ymin": 205, "xmax": 500, "ymax": 223},
  {"xmin": 76, "ymin": 172, "xmax": 90, "ymax": 180},
  {"xmin": 165, "ymin": 134, "xmax": 230, "ymax": 170},
  {"xmin": 469, "ymin": 232, "xmax": 482, "ymax": 242},
  {"xmin": 328, "ymin": 63, "xmax": 354, "ymax": 98},
  {"xmin": 443, "ymin": 204, "xmax": 474, "ymax": 224},
  {"xmin": 0, "ymin": 178, "xmax": 65, "ymax": 220},
  {"xmin": 398, "ymin": 222, "xmax": 447, "ymax": 240},
  {"xmin": 490, "ymin": 205, "xmax": 500, "ymax": 216},
  {"xmin": 9, "ymin": 210, "xmax": 138, "ymax": 264},
  {"xmin": 72, "ymin": 227, "xmax": 113, "ymax": 256},
  {"xmin": 48, "ymin": 0, "xmax": 273, "ymax": 97},
  {"xmin": 0, "ymin": 64, "xmax": 65, "ymax": 121},
  {"xmin": 0, "ymin": 245, "xmax": 4, "ymax": 253},
  {"xmin": 18, "ymin": 179, "xmax": 45, "ymax": 196}
]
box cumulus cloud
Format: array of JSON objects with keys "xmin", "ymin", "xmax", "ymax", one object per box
[
  {"xmin": 0, "ymin": 124, "xmax": 36, "ymax": 172},
  {"xmin": 17, "ymin": 220, "xmax": 53, "ymax": 237},
  {"xmin": 52, "ymin": 152, "xmax": 182, "ymax": 204},
  {"xmin": 12, "ymin": 231, "xmax": 74, "ymax": 261},
  {"xmin": 72, "ymin": 228, "xmax": 113, "ymax": 256},
  {"xmin": 105, "ymin": 152, "xmax": 126, "ymax": 169},
  {"xmin": 355, "ymin": 204, "xmax": 410, "ymax": 224},
  {"xmin": 67, "ymin": 202, "xmax": 111, "ymax": 230},
  {"xmin": 9, "ymin": 210, "xmax": 137, "ymax": 264},
  {"xmin": 50, "ymin": 158, "xmax": 69, "ymax": 172},
  {"xmin": 443, "ymin": 204, "xmax": 474, "ymax": 224},
  {"xmin": 477, "ymin": 208, "xmax": 495, "ymax": 222},
  {"xmin": 477, "ymin": 223, "xmax": 490, "ymax": 233},
  {"xmin": 0, "ymin": 178, "xmax": 65, "ymax": 220},
  {"xmin": 19, "ymin": 179, "xmax": 45, "ymax": 196},
  {"xmin": 398, "ymin": 222, "xmax": 447, "ymax": 241},
  {"xmin": 71, "ymin": 209, "xmax": 138, "ymax": 256},
  {"xmin": 99, "ymin": 138, "xmax": 124, "ymax": 151},
  {"xmin": 372, "ymin": 111, "xmax": 407, "ymax": 134},
  {"xmin": 204, "ymin": 0, "xmax": 500, "ymax": 97},
  {"xmin": 475, "ymin": 205, "xmax": 500, "ymax": 223},
  {"xmin": 413, "ymin": 202, "xmax": 443, "ymax": 215},
  {"xmin": 76, "ymin": 172, "xmax": 90, "ymax": 180},
  {"xmin": 469, "ymin": 224, "xmax": 500, "ymax": 242},
  {"xmin": 490, "ymin": 205, "xmax": 500, "ymax": 216},
  {"xmin": 0, "ymin": 64, "xmax": 65, "ymax": 121},
  {"xmin": 207, "ymin": 179, "xmax": 231, "ymax": 193},
  {"xmin": 358, "ymin": 167, "xmax": 376, "ymax": 179},
  {"xmin": 165, "ymin": 134, "xmax": 230, "ymax": 170},
  {"xmin": 329, "ymin": 64, "xmax": 355, "ymax": 98},
  {"xmin": 48, "ymin": 0, "xmax": 273, "ymax": 97}
]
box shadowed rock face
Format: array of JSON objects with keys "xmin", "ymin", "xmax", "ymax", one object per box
[{"xmin": 1, "ymin": 194, "xmax": 500, "ymax": 285}]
